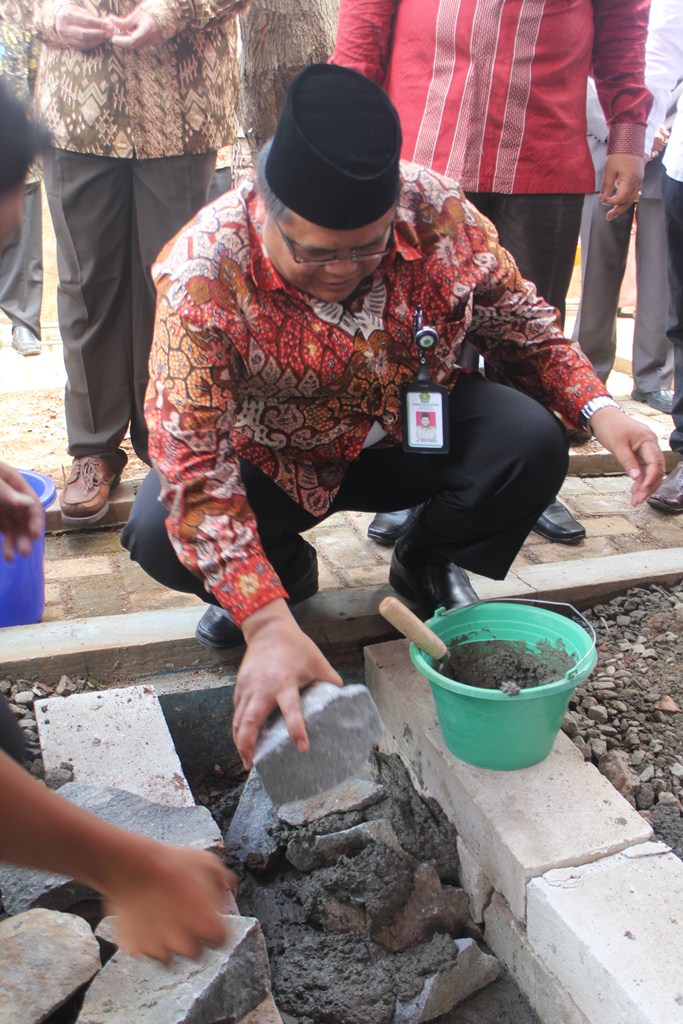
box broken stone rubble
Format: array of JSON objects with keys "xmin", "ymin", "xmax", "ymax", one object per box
[{"xmin": 225, "ymin": 751, "xmax": 501, "ymax": 1024}]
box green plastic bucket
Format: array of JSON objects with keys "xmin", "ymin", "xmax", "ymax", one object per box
[{"xmin": 410, "ymin": 600, "xmax": 597, "ymax": 771}]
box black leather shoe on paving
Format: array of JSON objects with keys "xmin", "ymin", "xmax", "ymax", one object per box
[
  {"xmin": 531, "ymin": 499, "xmax": 586, "ymax": 544},
  {"xmin": 389, "ymin": 548, "xmax": 479, "ymax": 617},
  {"xmin": 195, "ymin": 551, "xmax": 320, "ymax": 649},
  {"xmin": 647, "ymin": 461, "xmax": 683, "ymax": 513},
  {"xmin": 631, "ymin": 388, "xmax": 674, "ymax": 414},
  {"xmin": 367, "ymin": 506, "xmax": 421, "ymax": 545}
]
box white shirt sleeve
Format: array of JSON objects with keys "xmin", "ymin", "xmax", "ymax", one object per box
[{"xmin": 645, "ymin": 0, "xmax": 683, "ymax": 180}]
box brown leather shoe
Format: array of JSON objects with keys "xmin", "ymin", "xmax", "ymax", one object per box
[
  {"xmin": 647, "ymin": 461, "xmax": 683, "ymax": 513},
  {"xmin": 60, "ymin": 457, "xmax": 121, "ymax": 525}
]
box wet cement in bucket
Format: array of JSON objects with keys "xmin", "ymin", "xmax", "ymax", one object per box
[{"xmin": 440, "ymin": 637, "xmax": 576, "ymax": 690}]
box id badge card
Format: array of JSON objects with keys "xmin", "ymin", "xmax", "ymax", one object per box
[{"xmin": 400, "ymin": 380, "xmax": 449, "ymax": 453}]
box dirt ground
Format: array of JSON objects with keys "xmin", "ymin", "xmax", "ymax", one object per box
[{"xmin": 1, "ymin": 387, "xmax": 146, "ymax": 481}]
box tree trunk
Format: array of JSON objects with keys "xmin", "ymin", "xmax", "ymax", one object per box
[{"xmin": 239, "ymin": 0, "xmax": 340, "ymax": 158}]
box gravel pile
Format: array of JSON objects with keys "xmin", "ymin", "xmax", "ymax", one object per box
[
  {"xmin": 564, "ymin": 581, "xmax": 683, "ymax": 857},
  {"xmin": 2, "ymin": 579, "xmax": 682, "ymax": 857}
]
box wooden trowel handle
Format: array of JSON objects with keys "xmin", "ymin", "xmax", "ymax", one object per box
[{"xmin": 379, "ymin": 596, "xmax": 449, "ymax": 660}]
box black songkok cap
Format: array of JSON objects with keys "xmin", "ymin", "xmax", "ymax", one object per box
[
  {"xmin": 0, "ymin": 80, "xmax": 52, "ymax": 195},
  {"xmin": 265, "ymin": 63, "xmax": 402, "ymax": 230}
]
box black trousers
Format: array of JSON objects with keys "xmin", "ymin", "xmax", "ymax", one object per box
[
  {"xmin": 43, "ymin": 148, "xmax": 215, "ymax": 473},
  {"xmin": 466, "ymin": 192, "xmax": 584, "ymax": 326},
  {"xmin": 663, "ymin": 174, "xmax": 683, "ymax": 456},
  {"xmin": 0, "ymin": 694, "xmax": 26, "ymax": 763},
  {"xmin": 122, "ymin": 374, "xmax": 568, "ymax": 604}
]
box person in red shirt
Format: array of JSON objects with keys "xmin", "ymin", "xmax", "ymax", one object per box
[
  {"xmin": 120, "ymin": 65, "xmax": 663, "ymax": 769},
  {"xmin": 331, "ymin": 0, "xmax": 652, "ymax": 546}
]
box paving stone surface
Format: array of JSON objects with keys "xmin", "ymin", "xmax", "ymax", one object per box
[
  {"xmin": 0, "ymin": 909, "xmax": 101, "ymax": 1024},
  {"xmin": 78, "ymin": 915, "xmax": 271, "ymax": 1024}
]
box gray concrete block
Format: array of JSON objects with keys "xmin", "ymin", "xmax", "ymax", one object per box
[
  {"xmin": 364, "ymin": 639, "xmax": 653, "ymax": 922},
  {"xmin": 77, "ymin": 915, "xmax": 270, "ymax": 1024},
  {"xmin": 484, "ymin": 893, "xmax": 592, "ymax": 1024},
  {"xmin": 527, "ymin": 843, "xmax": 683, "ymax": 1024},
  {"xmin": 0, "ymin": 908, "xmax": 101, "ymax": 1024},
  {"xmin": 253, "ymin": 682, "xmax": 383, "ymax": 805},
  {"xmin": 456, "ymin": 836, "xmax": 493, "ymax": 924},
  {"xmin": 0, "ymin": 783, "xmax": 224, "ymax": 915},
  {"xmin": 35, "ymin": 685, "xmax": 194, "ymax": 807}
]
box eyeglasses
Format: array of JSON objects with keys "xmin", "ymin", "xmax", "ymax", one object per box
[{"xmin": 275, "ymin": 220, "xmax": 394, "ymax": 265}]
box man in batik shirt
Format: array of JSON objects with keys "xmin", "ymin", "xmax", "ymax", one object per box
[{"xmin": 122, "ymin": 65, "xmax": 663, "ymax": 768}]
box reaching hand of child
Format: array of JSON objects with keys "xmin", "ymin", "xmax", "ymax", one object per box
[{"xmin": 102, "ymin": 840, "xmax": 238, "ymax": 963}]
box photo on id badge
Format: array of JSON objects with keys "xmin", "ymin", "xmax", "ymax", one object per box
[{"xmin": 406, "ymin": 390, "xmax": 444, "ymax": 449}]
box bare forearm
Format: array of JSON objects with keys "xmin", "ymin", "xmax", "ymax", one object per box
[{"xmin": 0, "ymin": 750, "xmax": 153, "ymax": 894}]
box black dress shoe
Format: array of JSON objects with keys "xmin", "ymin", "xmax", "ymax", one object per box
[
  {"xmin": 531, "ymin": 499, "xmax": 585, "ymax": 544},
  {"xmin": 389, "ymin": 547, "xmax": 479, "ymax": 617},
  {"xmin": 367, "ymin": 506, "xmax": 422, "ymax": 545},
  {"xmin": 647, "ymin": 461, "xmax": 683, "ymax": 513},
  {"xmin": 631, "ymin": 387, "xmax": 674, "ymax": 414},
  {"xmin": 195, "ymin": 551, "xmax": 320, "ymax": 649}
]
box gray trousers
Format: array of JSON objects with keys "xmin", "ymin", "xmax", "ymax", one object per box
[
  {"xmin": 572, "ymin": 193, "xmax": 673, "ymax": 392},
  {"xmin": 0, "ymin": 179, "xmax": 43, "ymax": 336},
  {"xmin": 43, "ymin": 148, "xmax": 215, "ymax": 473}
]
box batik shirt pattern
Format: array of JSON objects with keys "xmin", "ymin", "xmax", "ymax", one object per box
[{"xmin": 147, "ymin": 162, "xmax": 607, "ymax": 624}]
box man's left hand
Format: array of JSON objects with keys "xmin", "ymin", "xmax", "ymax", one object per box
[
  {"xmin": 110, "ymin": 7, "xmax": 163, "ymax": 49},
  {"xmin": 589, "ymin": 407, "xmax": 665, "ymax": 505},
  {"xmin": 599, "ymin": 153, "xmax": 645, "ymax": 221},
  {"xmin": 233, "ymin": 599, "xmax": 344, "ymax": 769}
]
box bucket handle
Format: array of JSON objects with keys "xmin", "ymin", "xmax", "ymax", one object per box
[{"xmin": 434, "ymin": 598, "xmax": 596, "ymax": 682}]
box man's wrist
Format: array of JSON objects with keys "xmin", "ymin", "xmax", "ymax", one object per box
[{"xmin": 578, "ymin": 396, "xmax": 623, "ymax": 435}]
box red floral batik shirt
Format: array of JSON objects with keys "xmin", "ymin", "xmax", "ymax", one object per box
[{"xmin": 147, "ymin": 162, "xmax": 607, "ymax": 625}]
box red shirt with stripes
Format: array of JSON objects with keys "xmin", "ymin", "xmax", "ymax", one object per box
[{"xmin": 332, "ymin": 0, "xmax": 652, "ymax": 193}]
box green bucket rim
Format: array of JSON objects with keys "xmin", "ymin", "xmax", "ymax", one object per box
[{"xmin": 410, "ymin": 599, "xmax": 597, "ymax": 700}]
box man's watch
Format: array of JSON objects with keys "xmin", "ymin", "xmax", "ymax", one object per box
[{"xmin": 578, "ymin": 395, "xmax": 624, "ymax": 435}]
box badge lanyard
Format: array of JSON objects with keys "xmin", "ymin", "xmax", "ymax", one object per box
[{"xmin": 400, "ymin": 304, "xmax": 449, "ymax": 453}]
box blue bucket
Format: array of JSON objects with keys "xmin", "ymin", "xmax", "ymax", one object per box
[{"xmin": 0, "ymin": 470, "xmax": 57, "ymax": 627}]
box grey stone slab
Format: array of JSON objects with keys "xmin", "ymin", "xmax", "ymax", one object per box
[
  {"xmin": 394, "ymin": 938, "xmax": 500, "ymax": 1024},
  {"xmin": 277, "ymin": 772, "xmax": 384, "ymax": 827},
  {"xmin": 77, "ymin": 915, "xmax": 270, "ymax": 1024},
  {"xmin": 35, "ymin": 685, "xmax": 194, "ymax": 807},
  {"xmin": 253, "ymin": 682, "xmax": 383, "ymax": 805},
  {"xmin": 286, "ymin": 819, "xmax": 406, "ymax": 873},
  {"xmin": 226, "ymin": 772, "xmax": 280, "ymax": 873},
  {"xmin": 0, "ymin": 784, "xmax": 224, "ymax": 915},
  {"xmin": 0, "ymin": 908, "xmax": 101, "ymax": 1024}
]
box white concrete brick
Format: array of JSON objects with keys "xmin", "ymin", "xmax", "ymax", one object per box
[
  {"xmin": 35, "ymin": 685, "xmax": 194, "ymax": 807},
  {"xmin": 484, "ymin": 893, "xmax": 591, "ymax": 1024},
  {"xmin": 456, "ymin": 836, "xmax": 493, "ymax": 924},
  {"xmin": 364, "ymin": 639, "xmax": 652, "ymax": 921},
  {"xmin": 527, "ymin": 843, "xmax": 683, "ymax": 1024}
]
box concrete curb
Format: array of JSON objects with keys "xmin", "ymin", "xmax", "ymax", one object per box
[{"xmin": 3, "ymin": 549, "xmax": 683, "ymax": 681}]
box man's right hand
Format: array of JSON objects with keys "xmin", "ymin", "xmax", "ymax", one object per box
[
  {"xmin": 55, "ymin": 4, "xmax": 114, "ymax": 50},
  {"xmin": 232, "ymin": 599, "xmax": 343, "ymax": 769}
]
